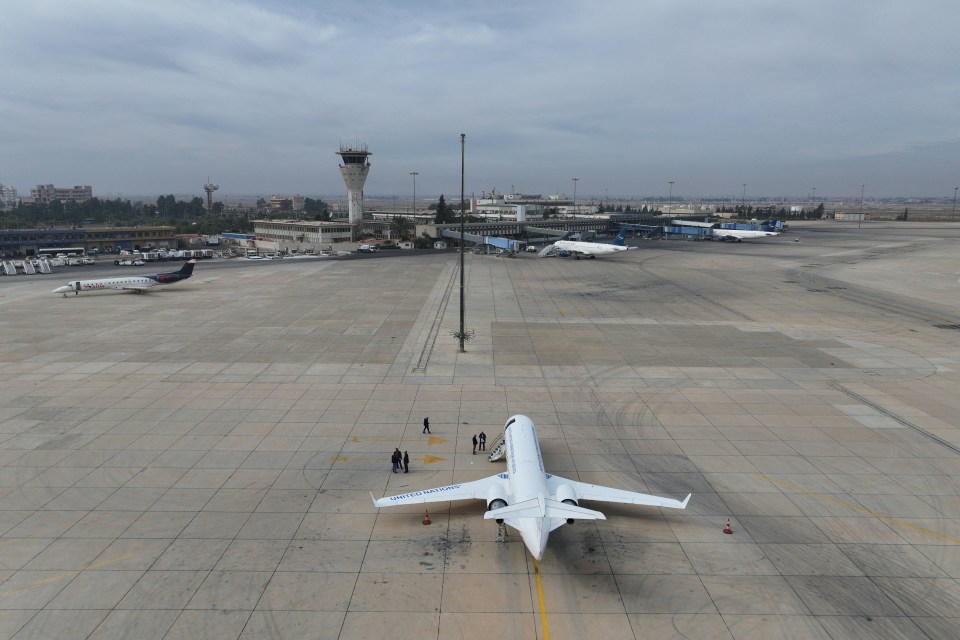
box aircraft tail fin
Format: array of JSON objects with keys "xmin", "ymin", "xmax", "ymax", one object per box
[
  {"xmin": 610, "ymin": 227, "xmax": 629, "ymax": 246},
  {"xmin": 179, "ymin": 259, "xmax": 198, "ymax": 276},
  {"xmin": 483, "ymin": 495, "xmax": 606, "ymax": 521}
]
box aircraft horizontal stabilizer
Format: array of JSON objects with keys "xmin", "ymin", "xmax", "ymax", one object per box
[{"xmin": 483, "ymin": 495, "xmax": 606, "ymax": 521}]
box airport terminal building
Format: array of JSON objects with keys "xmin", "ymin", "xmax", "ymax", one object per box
[{"xmin": 0, "ymin": 225, "xmax": 177, "ymax": 258}]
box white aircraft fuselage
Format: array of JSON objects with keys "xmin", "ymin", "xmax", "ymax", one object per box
[
  {"xmin": 712, "ymin": 228, "xmax": 778, "ymax": 241},
  {"xmin": 549, "ymin": 227, "xmax": 631, "ymax": 259},
  {"xmin": 552, "ymin": 239, "xmax": 628, "ymax": 257},
  {"xmin": 670, "ymin": 220, "xmax": 779, "ymax": 242},
  {"xmin": 52, "ymin": 260, "xmax": 197, "ymax": 296},
  {"xmin": 372, "ymin": 414, "xmax": 690, "ymax": 560}
]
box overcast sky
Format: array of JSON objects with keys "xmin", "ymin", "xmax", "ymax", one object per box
[{"xmin": 2, "ymin": 0, "xmax": 958, "ymax": 200}]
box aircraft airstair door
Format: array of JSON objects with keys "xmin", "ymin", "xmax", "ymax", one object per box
[
  {"xmin": 537, "ymin": 244, "xmax": 556, "ymax": 258},
  {"xmin": 488, "ymin": 432, "xmax": 506, "ymax": 461}
]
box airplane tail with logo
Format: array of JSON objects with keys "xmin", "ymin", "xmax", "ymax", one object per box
[
  {"xmin": 155, "ymin": 259, "xmax": 197, "ymax": 284},
  {"xmin": 178, "ymin": 260, "xmax": 197, "ymax": 276},
  {"xmin": 610, "ymin": 227, "xmax": 630, "ymax": 246}
]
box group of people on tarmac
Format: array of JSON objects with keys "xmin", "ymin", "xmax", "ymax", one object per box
[
  {"xmin": 388, "ymin": 418, "xmax": 488, "ymax": 472},
  {"xmin": 391, "ymin": 448, "xmax": 409, "ymax": 473}
]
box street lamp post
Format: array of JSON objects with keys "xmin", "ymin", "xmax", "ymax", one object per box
[
  {"xmin": 459, "ymin": 134, "xmax": 466, "ymax": 353},
  {"xmin": 859, "ymin": 184, "xmax": 864, "ymax": 230},
  {"xmin": 667, "ymin": 181, "xmax": 674, "ymax": 215},
  {"xmin": 571, "ymin": 178, "xmax": 579, "ymax": 220},
  {"xmin": 409, "ymin": 171, "xmax": 418, "ymax": 216}
]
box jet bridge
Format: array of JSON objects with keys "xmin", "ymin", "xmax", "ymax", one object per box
[{"xmin": 439, "ymin": 230, "xmax": 520, "ymax": 253}]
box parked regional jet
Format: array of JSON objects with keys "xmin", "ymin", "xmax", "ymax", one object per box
[
  {"xmin": 371, "ymin": 414, "xmax": 690, "ymax": 560},
  {"xmin": 53, "ymin": 260, "xmax": 197, "ymax": 296},
  {"xmin": 550, "ymin": 227, "xmax": 632, "ymax": 259},
  {"xmin": 671, "ymin": 220, "xmax": 779, "ymax": 242}
]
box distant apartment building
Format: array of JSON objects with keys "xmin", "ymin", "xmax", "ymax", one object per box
[
  {"xmin": 30, "ymin": 184, "xmax": 93, "ymax": 204},
  {"xmin": 269, "ymin": 195, "xmax": 305, "ymax": 212},
  {"xmin": 0, "ymin": 184, "xmax": 17, "ymax": 209}
]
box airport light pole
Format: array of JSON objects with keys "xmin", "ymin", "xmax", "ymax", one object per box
[
  {"xmin": 571, "ymin": 178, "xmax": 579, "ymax": 220},
  {"xmin": 409, "ymin": 171, "xmax": 418, "ymax": 216},
  {"xmin": 953, "ymin": 187, "xmax": 958, "ymax": 221},
  {"xmin": 811, "ymin": 187, "xmax": 816, "ymax": 218},
  {"xmin": 459, "ymin": 133, "xmax": 466, "ymax": 353},
  {"xmin": 667, "ymin": 181, "xmax": 674, "ymax": 215},
  {"xmin": 741, "ymin": 184, "xmax": 746, "ymax": 215},
  {"xmin": 859, "ymin": 184, "xmax": 864, "ymax": 230}
]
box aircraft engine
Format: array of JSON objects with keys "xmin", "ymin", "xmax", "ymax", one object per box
[
  {"xmin": 486, "ymin": 485, "xmax": 510, "ymax": 524},
  {"xmin": 554, "ymin": 484, "xmax": 579, "ymax": 524}
]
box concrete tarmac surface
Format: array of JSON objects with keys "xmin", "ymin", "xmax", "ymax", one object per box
[{"xmin": 1, "ymin": 221, "xmax": 959, "ymax": 639}]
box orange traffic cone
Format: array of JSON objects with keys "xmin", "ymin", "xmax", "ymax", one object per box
[
  {"xmin": 422, "ymin": 510, "xmax": 431, "ymax": 525},
  {"xmin": 723, "ymin": 517, "xmax": 732, "ymax": 534}
]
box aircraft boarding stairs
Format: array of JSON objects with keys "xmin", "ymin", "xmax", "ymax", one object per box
[
  {"xmin": 537, "ymin": 244, "xmax": 556, "ymax": 258},
  {"xmin": 488, "ymin": 432, "xmax": 506, "ymax": 462}
]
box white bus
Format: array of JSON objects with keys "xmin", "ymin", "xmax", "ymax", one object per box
[{"xmin": 38, "ymin": 247, "xmax": 85, "ymax": 257}]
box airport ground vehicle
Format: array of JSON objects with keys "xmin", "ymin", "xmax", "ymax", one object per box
[{"xmin": 357, "ymin": 244, "xmax": 379, "ymax": 253}]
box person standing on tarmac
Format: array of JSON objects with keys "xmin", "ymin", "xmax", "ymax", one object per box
[
  {"xmin": 479, "ymin": 431, "xmax": 486, "ymax": 451},
  {"xmin": 423, "ymin": 417, "xmax": 430, "ymax": 434},
  {"xmin": 403, "ymin": 451, "xmax": 410, "ymax": 473},
  {"xmin": 472, "ymin": 434, "xmax": 478, "ymax": 455}
]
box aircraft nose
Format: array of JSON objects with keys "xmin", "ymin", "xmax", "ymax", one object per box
[{"xmin": 52, "ymin": 286, "xmax": 71, "ymax": 294}]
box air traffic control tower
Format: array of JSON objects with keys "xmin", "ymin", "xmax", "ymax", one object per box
[{"xmin": 336, "ymin": 143, "xmax": 371, "ymax": 240}]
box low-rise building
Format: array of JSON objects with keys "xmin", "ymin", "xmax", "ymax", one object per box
[
  {"xmin": 29, "ymin": 184, "xmax": 93, "ymax": 204},
  {"xmin": 253, "ymin": 219, "xmax": 355, "ymax": 246},
  {"xmin": 269, "ymin": 195, "xmax": 305, "ymax": 211},
  {"xmin": 0, "ymin": 224, "xmax": 176, "ymax": 258}
]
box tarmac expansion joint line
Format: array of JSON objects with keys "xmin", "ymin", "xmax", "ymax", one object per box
[
  {"xmin": 831, "ymin": 382, "xmax": 960, "ymax": 457},
  {"xmin": 756, "ymin": 473, "xmax": 960, "ymax": 545}
]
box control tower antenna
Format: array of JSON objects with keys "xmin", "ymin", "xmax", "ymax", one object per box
[
  {"xmin": 336, "ymin": 142, "xmax": 372, "ymax": 241},
  {"xmin": 203, "ymin": 177, "xmax": 219, "ymax": 215}
]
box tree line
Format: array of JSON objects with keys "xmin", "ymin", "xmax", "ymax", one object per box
[{"xmin": 1, "ymin": 194, "xmax": 331, "ymax": 234}]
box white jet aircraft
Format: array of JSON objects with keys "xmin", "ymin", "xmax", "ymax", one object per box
[
  {"xmin": 52, "ymin": 260, "xmax": 197, "ymax": 296},
  {"xmin": 550, "ymin": 227, "xmax": 631, "ymax": 259},
  {"xmin": 371, "ymin": 414, "xmax": 690, "ymax": 560},
  {"xmin": 671, "ymin": 220, "xmax": 779, "ymax": 242}
]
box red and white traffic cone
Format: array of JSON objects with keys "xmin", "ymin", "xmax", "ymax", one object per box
[
  {"xmin": 723, "ymin": 517, "xmax": 732, "ymax": 535},
  {"xmin": 422, "ymin": 510, "xmax": 431, "ymax": 525}
]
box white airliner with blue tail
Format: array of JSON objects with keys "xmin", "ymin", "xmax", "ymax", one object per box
[
  {"xmin": 550, "ymin": 227, "xmax": 632, "ymax": 259},
  {"xmin": 372, "ymin": 414, "xmax": 690, "ymax": 560}
]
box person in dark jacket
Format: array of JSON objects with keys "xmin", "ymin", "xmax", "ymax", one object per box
[
  {"xmin": 472, "ymin": 434, "xmax": 478, "ymax": 455},
  {"xmin": 403, "ymin": 451, "xmax": 410, "ymax": 473},
  {"xmin": 422, "ymin": 417, "xmax": 430, "ymax": 434}
]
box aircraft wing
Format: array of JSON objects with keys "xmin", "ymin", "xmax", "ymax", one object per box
[
  {"xmin": 547, "ymin": 475, "xmax": 690, "ymax": 510},
  {"xmin": 120, "ymin": 284, "xmax": 154, "ymax": 291},
  {"xmin": 371, "ymin": 473, "xmax": 507, "ymax": 508}
]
